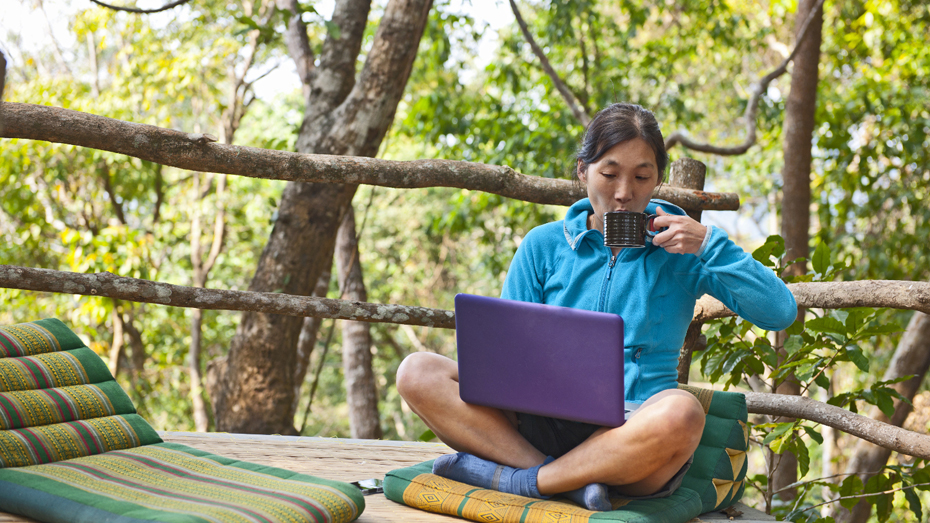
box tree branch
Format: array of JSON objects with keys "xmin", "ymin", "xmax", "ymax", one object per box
[
  {"xmin": 89, "ymin": 0, "xmax": 194, "ymax": 14},
  {"xmin": 0, "ymin": 265, "xmax": 457, "ymax": 329},
  {"xmin": 664, "ymin": 0, "xmax": 827, "ymax": 155},
  {"xmin": 5, "ymin": 265, "xmax": 929, "ymax": 335},
  {"xmin": 0, "ymin": 103, "xmax": 736, "ymax": 211},
  {"xmin": 508, "ymin": 0, "xmax": 590, "ymax": 127},
  {"xmin": 693, "ymin": 280, "xmax": 930, "ymax": 321},
  {"xmin": 746, "ymin": 392, "xmax": 930, "ymax": 460},
  {"xmin": 308, "ymin": 0, "xmax": 373, "ymax": 115},
  {"xmin": 277, "ymin": 0, "xmax": 316, "ymax": 92}
]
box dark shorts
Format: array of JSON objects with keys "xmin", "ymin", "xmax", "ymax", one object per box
[{"xmin": 514, "ymin": 407, "xmax": 692, "ymax": 500}]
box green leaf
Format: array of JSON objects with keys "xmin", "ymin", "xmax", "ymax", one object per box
[
  {"xmin": 860, "ymin": 321, "xmax": 905, "ymax": 337},
  {"xmin": 815, "ymin": 371, "xmax": 831, "ymax": 389},
  {"xmin": 785, "ymin": 318, "xmax": 805, "ymax": 336},
  {"xmin": 784, "ymin": 335, "xmax": 805, "ymax": 356},
  {"xmin": 806, "ymin": 316, "xmax": 847, "ymax": 336},
  {"xmin": 845, "ymin": 346, "xmax": 870, "ymax": 372},
  {"xmin": 812, "ymin": 242, "xmax": 831, "ymax": 276},
  {"xmin": 844, "ymin": 309, "xmax": 873, "ymax": 335},
  {"xmin": 904, "ymin": 487, "xmax": 922, "ymax": 522},
  {"xmin": 751, "ymin": 235, "xmax": 785, "ymax": 267},
  {"xmin": 840, "ymin": 475, "xmax": 864, "ymax": 509},
  {"xmin": 762, "ymin": 422, "xmax": 794, "ymax": 446},
  {"xmin": 874, "ymin": 389, "xmax": 896, "ymax": 418},
  {"xmin": 417, "ymin": 429, "xmax": 436, "ymax": 442},
  {"xmin": 796, "ymin": 439, "xmax": 811, "ymax": 477},
  {"xmin": 803, "ymin": 425, "xmax": 824, "ymax": 445}
]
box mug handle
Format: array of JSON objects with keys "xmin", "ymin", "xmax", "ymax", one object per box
[{"xmin": 645, "ymin": 214, "xmax": 660, "ymax": 237}]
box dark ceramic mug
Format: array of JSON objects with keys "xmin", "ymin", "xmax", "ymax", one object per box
[{"xmin": 603, "ymin": 211, "xmax": 659, "ymax": 248}]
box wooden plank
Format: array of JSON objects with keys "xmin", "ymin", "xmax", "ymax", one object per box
[{"xmin": 0, "ymin": 432, "xmax": 774, "ymax": 522}]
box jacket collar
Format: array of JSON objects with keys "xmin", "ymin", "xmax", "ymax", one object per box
[{"xmin": 563, "ymin": 199, "xmax": 597, "ymax": 251}]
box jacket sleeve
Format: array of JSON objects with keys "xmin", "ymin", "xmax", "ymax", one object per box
[
  {"xmin": 500, "ymin": 229, "xmax": 545, "ymax": 304},
  {"xmin": 691, "ymin": 226, "xmax": 798, "ymax": 331}
]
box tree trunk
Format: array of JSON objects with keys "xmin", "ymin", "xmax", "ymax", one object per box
[
  {"xmin": 290, "ymin": 269, "xmax": 332, "ymax": 423},
  {"xmin": 772, "ymin": 0, "xmax": 823, "ymax": 501},
  {"xmin": 336, "ymin": 208, "xmax": 383, "ymax": 439},
  {"xmin": 207, "ymin": 0, "xmax": 433, "ymax": 434},
  {"xmin": 831, "ymin": 312, "xmax": 930, "ymax": 523}
]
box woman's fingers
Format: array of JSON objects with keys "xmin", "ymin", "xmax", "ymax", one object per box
[{"xmin": 651, "ymin": 208, "xmax": 707, "ymax": 254}]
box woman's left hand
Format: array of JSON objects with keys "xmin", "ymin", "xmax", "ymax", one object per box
[{"xmin": 650, "ymin": 207, "xmax": 707, "ymax": 255}]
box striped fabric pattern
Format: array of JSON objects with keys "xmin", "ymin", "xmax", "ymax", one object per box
[
  {"xmin": 6, "ymin": 443, "xmax": 363, "ymax": 523},
  {"xmin": 387, "ymin": 463, "xmax": 702, "ymax": 523},
  {"xmin": 0, "ymin": 382, "xmax": 127, "ymax": 430},
  {"xmin": 0, "ymin": 323, "xmax": 61, "ymax": 358},
  {"xmin": 0, "ymin": 319, "xmax": 86, "ymax": 358},
  {"xmin": 0, "ymin": 350, "xmax": 92, "ymax": 393},
  {"xmin": 0, "ymin": 414, "xmax": 158, "ymax": 467}
]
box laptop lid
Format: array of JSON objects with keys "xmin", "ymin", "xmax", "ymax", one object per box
[{"xmin": 454, "ymin": 293, "xmax": 625, "ymax": 427}]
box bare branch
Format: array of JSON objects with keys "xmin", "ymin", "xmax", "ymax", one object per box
[
  {"xmin": 746, "ymin": 391, "xmax": 930, "ymax": 460},
  {"xmin": 509, "ymin": 0, "xmax": 590, "ymax": 127},
  {"xmin": 664, "ymin": 0, "xmax": 827, "ymax": 155},
  {"xmin": 0, "ymin": 103, "xmax": 738, "ymax": 211},
  {"xmin": 89, "ymin": 0, "xmax": 194, "ymax": 14},
  {"xmin": 0, "ymin": 265, "xmax": 457, "ymax": 329},
  {"xmin": 5, "ymin": 265, "xmax": 930, "ymax": 337},
  {"xmin": 277, "ymin": 0, "xmax": 316, "ymax": 91},
  {"xmin": 693, "ymin": 280, "xmax": 930, "ymax": 322}
]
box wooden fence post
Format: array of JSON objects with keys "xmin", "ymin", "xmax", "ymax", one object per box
[{"xmin": 671, "ymin": 158, "xmax": 709, "ymax": 384}]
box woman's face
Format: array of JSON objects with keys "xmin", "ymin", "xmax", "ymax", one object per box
[{"xmin": 577, "ymin": 138, "xmax": 660, "ymax": 233}]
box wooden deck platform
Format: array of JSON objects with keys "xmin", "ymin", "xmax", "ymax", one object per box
[{"xmin": 0, "ymin": 432, "xmax": 774, "ymax": 522}]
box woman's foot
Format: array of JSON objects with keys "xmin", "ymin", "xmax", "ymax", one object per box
[
  {"xmin": 432, "ymin": 452, "xmax": 551, "ymax": 499},
  {"xmin": 560, "ymin": 482, "xmax": 612, "ymax": 511}
]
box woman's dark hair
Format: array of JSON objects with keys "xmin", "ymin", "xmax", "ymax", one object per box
[{"xmin": 575, "ymin": 103, "xmax": 668, "ymax": 184}]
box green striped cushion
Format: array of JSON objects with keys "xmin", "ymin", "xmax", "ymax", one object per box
[
  {"xmin": 385, "ymin": 460, "xmax": 703, "ymax": 523},
  {"xmin": 0, "ymin": 320, "xmax": 158, "ymax": 467},
  {"xmin": 0, "ymin": 319, "xmax": 366, "ymax": 523},
  {"xmin": 0, "ymin": 442, "xmax": 365, "ymax": 523},
  {"xmin": 0, "ymin": 319, "xmax": 85, "ymax": 358},
  {"xmin": 676, "ymin": 385, "xmax": 748, "ymax": 513},
  {"xmin": 0, "ymin": 348, "xmax": 114, "ymax": 393},
  {"xmin": 0, "ymin": 382, "xmax": 135, "ymax": 429},
  {"xmin": 0, "ymin": 414, "xmax": 160, "ymax": 467}
]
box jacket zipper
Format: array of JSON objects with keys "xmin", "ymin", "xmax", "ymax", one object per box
[{"xmin": 597, "ymin": 252, "xmax": 618, "ymax": 311}]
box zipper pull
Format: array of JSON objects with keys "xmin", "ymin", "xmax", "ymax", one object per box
[
  {"xmin": 607, "ymin": 254, "xmax": 617, "ymax": 280},
  {"xmin": 634, "ymin": 347, "xmax": 643, "ymax": 360}
]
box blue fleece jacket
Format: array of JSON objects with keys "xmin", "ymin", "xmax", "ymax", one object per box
[{"xmin": 501, "ymin": 198, "xmax": 797, "ymax": 404}]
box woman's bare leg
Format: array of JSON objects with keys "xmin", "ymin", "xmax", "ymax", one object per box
[
  {"xmin": 396, "ymin": 352, "xmax": 546, "ymax": 469},
  {"xmin": 536, "ymin": 389, "xmax": 705, "ymax": 496}
]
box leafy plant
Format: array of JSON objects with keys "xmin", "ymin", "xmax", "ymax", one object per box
[{"xmin": 698, "ymin": 236, "xmax": 924, "ymax": 521}]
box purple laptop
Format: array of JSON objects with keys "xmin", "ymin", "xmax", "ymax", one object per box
[{"xmin": 454, "ymin": 293, "xmax": 626, "ymax": 427}]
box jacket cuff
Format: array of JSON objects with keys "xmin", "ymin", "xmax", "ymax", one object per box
[{"xmin": 695, "ymin": 224, "xmax": 714, "ymax": 258}]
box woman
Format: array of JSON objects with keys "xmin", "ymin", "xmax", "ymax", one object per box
[{"xmin": 396, "ymin": 103, "xmax": 797, "ymax": 511}]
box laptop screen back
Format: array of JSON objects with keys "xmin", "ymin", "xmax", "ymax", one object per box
[{"xmin": 454, "ymin": 294, "xmax": 625, "ymax": 427}]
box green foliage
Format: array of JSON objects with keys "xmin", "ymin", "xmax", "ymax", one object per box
[{"xmin": 699, "ymin": 237, "xmax": 930, "ymax": 520}]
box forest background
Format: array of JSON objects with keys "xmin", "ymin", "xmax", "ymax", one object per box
[{"xmin": 1, "ymin": 0, "xmax": 929, "ymax": 521}]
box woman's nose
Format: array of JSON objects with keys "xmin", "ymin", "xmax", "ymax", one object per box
[{"xmin": 614, "ymin": 179, "xmax": 633, "ymax": 202}]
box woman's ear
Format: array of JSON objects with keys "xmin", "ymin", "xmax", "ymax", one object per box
[{"xmin": 577, "ymin": 161, "xmax": 586, "ymax": 183}]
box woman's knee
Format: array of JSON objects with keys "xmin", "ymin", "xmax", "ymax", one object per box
[
  {"xmin": 395, "ymin": 352, "xmax": 455, "ymax": 404},
  {"xmin": 644, "ymin": 392, "xmax": 706, "ymax": 446}
]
